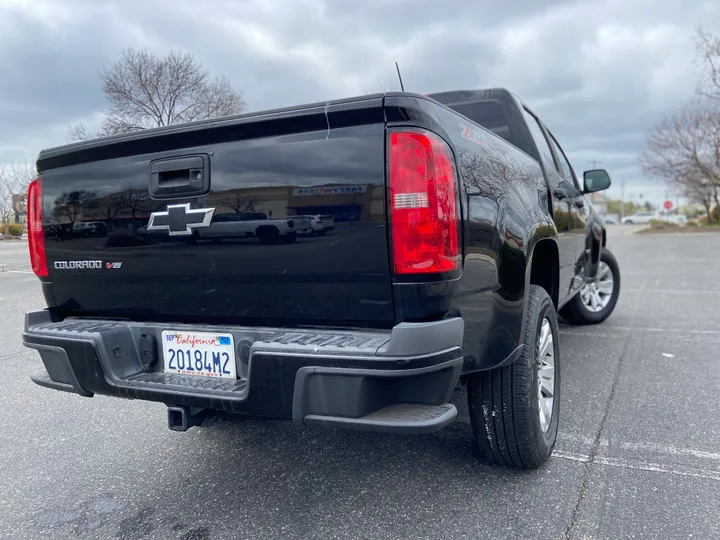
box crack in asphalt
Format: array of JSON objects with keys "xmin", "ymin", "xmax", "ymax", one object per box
[
  {"xmin": 562, "ymin": 340, "xmax": 626, "ymax": 540},
  {"xmin": 562, "ymin": 276, "xmax": 647, "ymax": 540}
]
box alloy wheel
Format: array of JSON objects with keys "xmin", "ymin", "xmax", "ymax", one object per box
[
  {"xmin": 537, "ymin": 318, "xmax": 555, "ymax": 433},
  {"xmin": 580, "ymin": 261, "xmax": 614, "ymax": 313}
]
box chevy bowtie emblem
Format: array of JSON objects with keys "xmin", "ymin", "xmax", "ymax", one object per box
[{"xmin": 147, "ymin": 204, "xmax": 215, "ymax": 236}]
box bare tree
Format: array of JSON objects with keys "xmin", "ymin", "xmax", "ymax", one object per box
[
  {"xmin": 640, "ymin": 106, "xmax": 720, "ymax": 222},
  {"xmin": 114, "ymin": 186, "xmax": 155, "ymax": 232},
  {"xmin": 0, "ymin": 161, "xmax": 35, "ymax": 233},
  {"xmin": 53, "ymin": 190, "xmax": 97, "ymax": 228},
  {"xmin": 696, "ymin": 29, "xmax": 720, "ymax": 103},
  {"xmin": 217, "ymin": 192, "xmax": 259, "ymax": 213},
  {"xmin": 68, "ymin": 49, "xmax": 245, "ymax": 141},
  {"xmin": 66, "ymin": 123, "xmax": 96, "ymax": 142},
  {"xmin": 641, "ymin": 29, "xmax": 720, "ymax": 222},
  {"xmin": 0, "ymin": 189, "xmax": 12, "ymax": 233}
]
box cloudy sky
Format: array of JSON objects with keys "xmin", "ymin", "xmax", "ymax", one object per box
[{"xmin": 2, "ymin": 0, "xmax": 719, "ymax": 205}]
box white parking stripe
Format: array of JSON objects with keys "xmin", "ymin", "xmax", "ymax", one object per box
[
  {"xmin": 554, "ymin": 451, "xmax": 720, "ymax": 482},
  {"xmin": 559, "ymin": 434, "xmax": 720, "ymax": 463}
]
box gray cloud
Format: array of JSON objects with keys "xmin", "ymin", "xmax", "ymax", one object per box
[{"xmin": 1, "ymin": 0, "xmax": 719, "ymax": 205}]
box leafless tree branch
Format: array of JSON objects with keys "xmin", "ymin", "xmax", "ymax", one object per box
[
  {"xmin": 0, "ymin": 161, "xmax": 36, "ymax": 231},
  {"xmin": 696, "ymin": 28, "xmax": 720, "ymax": 103},
  {"xmin": 67, "ymin": 48, "xmax": 245, "ymax": 142},
  {"xmin": 640, "ymin": 106, "xmax": 720, "ymax": 221}
]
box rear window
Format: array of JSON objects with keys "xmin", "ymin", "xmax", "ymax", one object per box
[{"xmin": 446, "ymin": 101, "xmax": 514, "ymax": 144}]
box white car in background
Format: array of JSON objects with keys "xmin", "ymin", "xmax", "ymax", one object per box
[
  {"xmin": 603, "ymin": 215, "xmax": 618, "ymax": 225},
  {"xmin": 293, "ymin": 214, "xmax": 335, "ymax": 236},
  {"xmin": 669, "ymin": 214, "xmax": 688, "ymax": 225},
  {"xmin": 621, "ymin": 212, "xmax": 658, "ymax": 225},
  {"xmin": 311, "ymin": 215, "xmax": 335, "ymax": 235},
  {"xmin": 198, "ymin": 212, "xmax": 307, "ymax": 244}
]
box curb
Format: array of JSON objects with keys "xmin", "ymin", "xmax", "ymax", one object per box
[{"xmin": 0, "ymin": 264, "xmax": 8, "ymax": 273}]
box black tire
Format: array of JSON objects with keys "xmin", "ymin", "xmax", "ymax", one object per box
[
  {"xmin": 467, "ymin": 285, "xmax": 560, "ymax": 469},
  {"xmin": 559, "ymin": 248, "xmax": 620, "ymax": 325}
]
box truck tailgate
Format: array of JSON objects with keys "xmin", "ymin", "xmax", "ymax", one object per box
[{"xmin": 38, "ymin": 97, "xmax": 394, "ymax": 327}]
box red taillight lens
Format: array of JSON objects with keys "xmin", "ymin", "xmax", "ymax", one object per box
[
  {"xmin": 27, "ymin": 178, "xmax": 48, "ymax": 277},
  {"xmin": 389, "ymin": 131, "xmax": 459, "ymax": 275},
  {"xmin": 287, "ymin": 220, "xmax": 294, "ymax": 228}
]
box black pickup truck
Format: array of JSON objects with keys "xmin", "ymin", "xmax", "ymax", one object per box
[{"xmin": 23, "ymin": 88, "xmax": 620, "ymax": 468}]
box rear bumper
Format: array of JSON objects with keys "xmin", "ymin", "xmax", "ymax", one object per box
[{"xmin": 23, "ymin": 311, "xmax": 464, "ymax": 434}]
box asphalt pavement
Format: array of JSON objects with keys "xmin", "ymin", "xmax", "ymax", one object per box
[{"xmin": 1, "ymin": 226, "xmax": 719, "ymax": 539}]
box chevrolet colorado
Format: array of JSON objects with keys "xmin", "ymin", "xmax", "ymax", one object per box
[{"xmin": 23, "ymin": 88, "xmax": 620, "ymax": 468}]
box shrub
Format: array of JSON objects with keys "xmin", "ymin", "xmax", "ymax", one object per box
[
  {"xmin": 649, "ymin": 219, "xmax": 673, "ymax": 228},
  {"xmin": 0, "ymin": 224, "xmax": 23, "ymax": 236},
  {"xmin": 553, "ymin": 209, "xmax": 569, "ymax": 230},
  {"xmin": 687, "ymin": 220, "xmax": 700, "ymax": 227}
]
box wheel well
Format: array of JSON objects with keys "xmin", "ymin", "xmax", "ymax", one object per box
[
  {"xmin": 256, "ymin": 225, "xmax": 279, "ymax": 235},
  {"xmin": 529, "ymin": 240, "xmax": 559, "ymax": 308},
  {"xmin": 602, "ymin": 230, "xmax": 607, "ymax": 247}
]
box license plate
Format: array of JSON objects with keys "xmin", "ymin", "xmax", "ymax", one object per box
[{"xmin": 162, "ymin": 330, "xmax": 237, "ymax": 379}]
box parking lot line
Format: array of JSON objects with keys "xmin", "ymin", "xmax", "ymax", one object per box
[{"xmin": 554, "ymin": 451, "xmax": 720, "ymax": 482}]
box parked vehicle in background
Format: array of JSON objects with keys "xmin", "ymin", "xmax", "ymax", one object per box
[
  {"xmin": 74, "ymin": 221, "xmax": 108, "ymax": 237},
  {"xmin": 311, "ymin": 215, "xmax": 335, "ymax": 235},
  {"xmin": 198, "ymin": 211, "xmax": 302, "ymax": 244},
  {"xmin": 23, "ymin": 88, "xmax": 621, "ymax": 469},
  {"xmin": 603, "ymin": 215, "xmax": 618, "ymax": 225},
  {"xmin": 291, "ymin": 214, "xmax": 335, "ymax": 236},
  {"xmin": 622, "ymin": 212, "xmax": 658, "ymax": 224},
  {"xmin": 287, "ymin": 215, "xmax": 316, "ymax": 236},
  {"xmin": 670, "ymin": 214, "xmax": 688, "ymax": 225}
]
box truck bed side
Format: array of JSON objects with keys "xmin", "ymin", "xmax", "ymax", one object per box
[{"xmin": 384, "ymin": 94, "xmax": 555, "ymax": 372}]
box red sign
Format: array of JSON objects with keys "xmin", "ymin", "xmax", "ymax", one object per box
[{"xmin": 663, "ymin": 200, "xmax": 673, "ymax": 210}]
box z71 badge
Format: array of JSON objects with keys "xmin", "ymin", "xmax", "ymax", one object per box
[{"xmin": 460, "ymin": 123, "xmax": 490, "ymax": 149}]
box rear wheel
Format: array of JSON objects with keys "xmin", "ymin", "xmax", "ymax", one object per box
[
  {"xmin": 467, "ymin": 285, "xmax": 560, "ymax": 468},
  {"xmin": 559, "ymin": 248, "xmax": 620, "ymax": 325}
]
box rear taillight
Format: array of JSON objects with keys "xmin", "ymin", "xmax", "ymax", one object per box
[
  {"xmin": 27, "ymin": 178, "xmax": 48, "ymax": 277},
  {"xmin": 287, "ymin": 220, "xmax": 294, "ymax": 228},
  {"xmin": 389, "ymin": 130, "xmax": 459, "ymax": 275}
]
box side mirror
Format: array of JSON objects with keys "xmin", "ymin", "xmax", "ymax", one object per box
[{"xmin": 583, "ymin": 169, "xmax": 611, "ymax": 193}]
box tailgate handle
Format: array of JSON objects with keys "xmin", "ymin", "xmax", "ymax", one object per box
[{"xmin": 149, "ymin": 154, "xmax": 209, "ymax": 199}]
